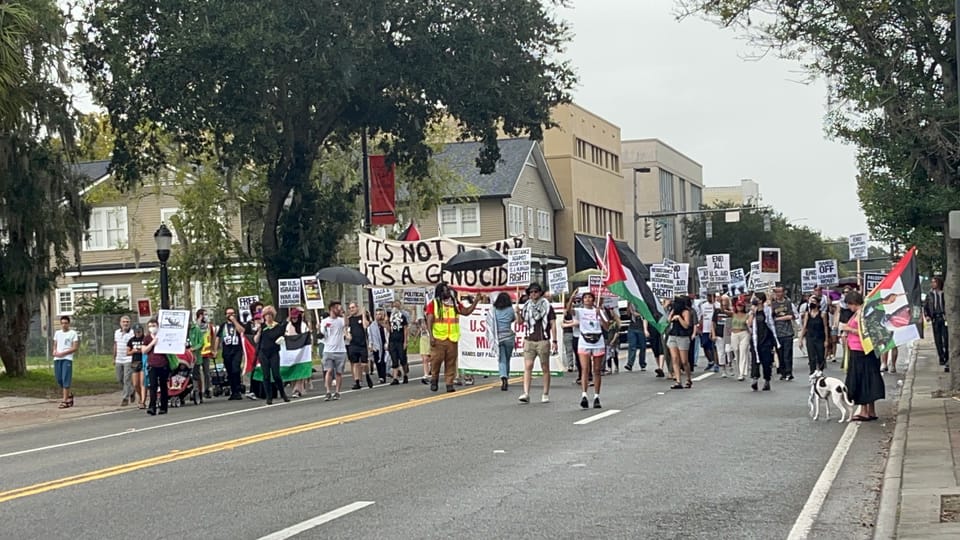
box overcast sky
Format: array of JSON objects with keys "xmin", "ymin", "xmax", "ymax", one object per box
[{"xmin": 557, "ymin": 0, "xmax": 866, "ymax": 239}]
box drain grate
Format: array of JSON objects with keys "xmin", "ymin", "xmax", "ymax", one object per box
[{"xmin": 941, "ymin": 494, "xmax": 960, "ymax": 523}]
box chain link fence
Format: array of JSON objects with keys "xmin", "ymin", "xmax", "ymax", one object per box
[{"xmin": 28, "ymin": 312, "xmax": 139, "ymax": 360}]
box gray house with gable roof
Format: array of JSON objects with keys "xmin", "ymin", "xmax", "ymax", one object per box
[{"xmin": 417, "ymin": 138, "xmax": 566, "ymax": 285}]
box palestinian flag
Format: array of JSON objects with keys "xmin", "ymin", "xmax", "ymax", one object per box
[
  {"xmin": 860, "ymin": 246, "xmax": 922, "ymax": 355},
  {"xmin": 166, "ymin": 348, "xmax": 195, "ymax": 371},
  {"xmin": 252, "ymin": 333, "xmax": 313, "ymax": 381},
  {"xmin": 398, "ymin": 220, "xmax": 421, "ymax": 241},
  {"xmin": 241, "ymin": 334, "xmax": 258, "ymax": 375},
  {"xmin": 602, "ymin": 233, "xmax": 667, "ymax": 333}
]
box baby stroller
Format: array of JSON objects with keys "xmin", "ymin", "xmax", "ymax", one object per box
[
  {"xmin": 168, "ymin": 352, "xmax": 199, "ymax": 407},
  {"xmin": 209, "ymin": 362, "xmax": 230, "ymax": 397}
]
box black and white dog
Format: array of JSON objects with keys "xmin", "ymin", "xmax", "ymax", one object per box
[{"xmin": 808, "ymin": 370, "xmax": 855, "ymax": 423}]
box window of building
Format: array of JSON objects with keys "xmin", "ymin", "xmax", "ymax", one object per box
[
  {"xmin": 659, "ymin": 170, "xmax": 674, "ymax": 211},
  {"xmin": 527, "ymin": 207, "xmax": 535, "ymax": 238},
  {"xmin": 691, "ymin": 184, "xmax": 703, "ymax": 210},
  {"xmin": 662, "ymin": 220, "xmax": 676, "ymax": 260},
  {"xmin": 84, "ymin": 207, "xmax": 128, "ymax": 251},
  {"xmin": 438, "ymin": 203, "xmax": 480, "ymax": 238},
  {"xmin": 574, "ymin": 138, "xmax": 620, "ymax": 172},
  {"xmin": 537, "ymin": 210, "xmax": 551, "ymax": 241},
  {"xmin": 507, "ymin": 204, "xmax": 524, "ymax": 236},
  {"xmin": 99, "ymin": 285, "xmax": 132, "ymax": 309},
  {"xmin": 56, "ymin": 288, "xmax": 75, "ymax": 315},
  {"xmin": 160, "ymin": 208, "xmax": 181, "ymax": 244},
  {"xmin": 679, "ymin": 179, "xmax": 687, "ymax": 211},
  {"xmin": 577, "ymin": 201, "xmax": 624, "ymax": 238}
]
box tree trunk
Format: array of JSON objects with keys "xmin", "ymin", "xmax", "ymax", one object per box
[
  {"xmin": 0, "ymin": 298, "xmax": 31, "ymax": 377},
  {"xmin": 946, "ymin": 233, "xmax": 960, "ymax": 393},
  {"xmin": 261, "ymin": 177, "xmax": 288, "ymax": 307}
]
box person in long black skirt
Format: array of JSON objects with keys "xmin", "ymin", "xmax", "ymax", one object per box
[
  {"xmin": 841, "ymin": 291, "xmax": 884, "ymax": 421},
  {"xmin": 254, "ymin": 306, "xmax": 290, "ymax": 405}
]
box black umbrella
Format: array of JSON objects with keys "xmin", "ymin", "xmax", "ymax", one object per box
[
  {"xmin": 443, "ymin": 248, "xmax": 508, "ymax": 273},
  {"xmin": 316, "ymin": 266, "xmax": 371, "ymax": 286}
]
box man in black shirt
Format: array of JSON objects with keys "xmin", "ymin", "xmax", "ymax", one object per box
[
  {"xmin": 924, "ymin": 276, "xmax": 948, "ymax": 366},
  {"xmin": 388, "ymin": 301, "xmax": 410, "ymax": 384}
]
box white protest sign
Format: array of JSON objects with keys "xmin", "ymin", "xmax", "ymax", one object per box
[
  {"xmin": 666, "ymin": 263, "xmax": 689, "ymax": 295},
  {"xmin": 358, "ymin": 232, "xmax": 523, "ymax": 292},
  {"xmin": 864, "ymin": 272, "xmax": 886, "ymax": 293},
  {"xmin": 237, "ymin": 295, "xmax": 260, "ymax": 323},
  {"xmin": 697, "ymin": 266, "xmax": 709, "ymax": 290},
  {"xmin": 801, "ymin": 268, "xmax": 818, "ymax": 293},
  {"xmin": 300, "ymin": 276, "xmax": 324, "ymax": 310},
  {"xmin": 706, "ymin": 254, "xmax": 731, "ymax": 286},
  {"xmin": 506, "ymin": 248, "xmax": 532, "ymax": 287},
  {"xmin": 650, "ymin": 264, "xmax": 675, "ymax": 300},
  {"xmin": 729, "ymin": 268, "xmax": 747, "ymax": 292},
  {"xmin": 458, "ymin": 303, "xmax": 565, "ymax": 376},
  {"xmin": 155, "ymin": 309, "xmax": 189, "ymax": 355},
  {"xmin": 547, "ymin": 267, "xmax": 569, "ymax": 296},
  {"xmin": 401, "ymin": 288, "xmax": 427, "ymax": 306},
  {"xmin": 815, "ymin": 259, "xmax": 839, "ymax": 286},
  {"xmin": 758, "ymin": 248, "xmax": 781, "ymax": 283},
  {"xmin": 278, "ymin": 279, "xmax": 302, "ymax": 307},
  {"xmin": 372, "ymin": 288, "xmax": 395, "ymax": 308},
  {"xmin": 848, "ymin": 233, "xmax": 869, "ymax": 260}
]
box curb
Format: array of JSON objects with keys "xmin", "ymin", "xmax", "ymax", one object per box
[{"xmin": 873, "ymin": 341, "xmax": 920, "ymax": 540}]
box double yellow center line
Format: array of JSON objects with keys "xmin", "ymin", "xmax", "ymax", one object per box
[{"xmin": 0, "ymin": 382, "xmax": 496, "ymax": 504}]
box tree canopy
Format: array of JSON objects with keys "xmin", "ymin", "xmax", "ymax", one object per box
[
  {"xmin": 78, "ymin": 0, "xmax": 576, "ymax": 302},
  {"xmin": 0, "ymin": 0, "xmax": 89, "ymax": 376}
]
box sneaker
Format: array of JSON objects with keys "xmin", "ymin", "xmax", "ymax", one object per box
[
  {"xmin": 420, "ymin": 377, "xmax": 428, "ymax": 385},
  {"xmin": 737, "ymin": 376, "xmax": 745, "ymax": 381},
  {"xmin": 446, "ymin": 385, "xmax": 456, "ymax": 393},
  {"xmin": 351, "ymin": 382, "xmax": 361, "ymax": 390},
  {"xmin": 323, "ymin": 393, "xmax": 331, "ymax": 401},
  {"xmin": 580, "ymin": 396, "xmax": 589, "ymax": 409},
  {"xmin": 541, "ymin": 394, "xmax": 550, "ymax": 403},
  {"xmin": 204, "ymin": 390, "xmax": 212, "ymax": 399},
  {"xmin": 721, "ymin": 371, "xmax": 727, "ymax": 378},
  {"xmin": 751, "ymin": 380, "xmax": 758, "ymax": 391},
  {"xmin": 379, "ymin": 378, "xmax": 386, "ymax": 384},
  {"xmin": 333, "ymin": 392, "xmax": 341, "ymax": 400},
  {"xmin": 890, "ymin": 367, "xmax": 897, "ymax": 374},
  {"xmin": 245, "ymin": 392, "xmax": 257, "ymax": 400},
  {"xmin": 292, "ymin": 391, "xmax": 302, "ymax": 398},
  {"xmin": 593, "ymin": 397, "xmax": 602, "ymax": 409},
  {"xmin": 762, "ymin": 381, "xmax": 771, "ymax": 391},
  {"xmin": 390, "ymin": 379, "xmax": 400, "ymax": 386},
  {"xmin": 403, "ymin": 375, "xmax": 409, "ymax": 384},
  {"xmin": 519, "ymin": 393, "xmax": 529, "ymax": 403},
  {"xmin": 121, "ymin": 398, "xmax": 129, "ymax": 406},
  {"xmin": 624, "ymin": 365, "xmax": 633, "ymax": 372},
  {"xmin": 366, "ymin": 374, "xmax": 374, "ymax": 388},
  {"xmin": 640, "ymin": 367, "xmax": 647, "ymax": 372},
  {"xmin": 786, "ymin": 375, "xmax": 795, "ymax": 381}
]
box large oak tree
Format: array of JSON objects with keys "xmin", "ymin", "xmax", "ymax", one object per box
[
  {"xmin": 679, "ymin": 0, "xmax": 960, "ymax": 388},
  {"xmin": 78, "ymin": 0, "xmax": 575, "ymax": 303},
  {"xmin": 0, "ymin": 0, "xmax": 89, "ymax": 376}
]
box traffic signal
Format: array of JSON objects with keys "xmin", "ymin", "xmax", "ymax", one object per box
[
  {"xmin": 763, "ymin": 214, "xmax": 771, "ymax": 232},
  {"xmin": 705, "ymin": 219, "xmax": 713, "ymax": 240},
  {"xmin": 644, "ymin": 218, "xmax": 651, "ymax": 238},
  {"xmin": 654, "ymin": 221, "xmax": 664, "ymax": 242}
]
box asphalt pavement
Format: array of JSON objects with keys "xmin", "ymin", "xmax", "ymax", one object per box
[{"xmin": 0, "ymin": 354, "xmax": 901, "ymax": 540}]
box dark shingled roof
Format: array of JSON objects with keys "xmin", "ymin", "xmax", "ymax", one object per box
[
  {"xmin": 433, "ymin": 138, "xmax": 535, "ymax": 198},
  {"xmin": 73, "ymin": 160, "xmax": 111, "ymax": 181}
]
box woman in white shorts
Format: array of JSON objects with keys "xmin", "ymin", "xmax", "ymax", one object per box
[
  {"xmin": 566, "ymin": 292, "xmax": 608, "ymax": 410},
  {"xmin": 666, "ymin": 295, "xmax": 694, "ymax": 389}
]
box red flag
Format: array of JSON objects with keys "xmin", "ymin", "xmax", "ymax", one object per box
[
  {"xmin": 241, "ymin": 334, "xmax": 258, "ymax": 374},
  {"xmin": 369, "ymin": 155, "xmax": 396, "ymax": 226},
  {"xmin": 398, "ymin": 220, "xmax": 421, "ymax": 241}
]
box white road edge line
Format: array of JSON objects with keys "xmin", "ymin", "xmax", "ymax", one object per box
[
  {"xmin": 786, "ymin": 421, "xmax": 860, "ymax": 540},
  {"xmin": 691, "ymin": 372, "xmax": 715, "ymax": 382},
  {"xmin": 0, "ymin": 376, "xmax": 424, "ymax": 460},
  {"xmin": 257, "ymin": 501, "xmax": 375, "ymax": 540},
  {"xmin": 574, "ymin": 409, "xmax": 621, "ymax": 425}
]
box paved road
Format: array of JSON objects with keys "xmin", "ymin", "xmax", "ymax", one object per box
[{"xmin": 0, "ymin": 355, "xmax": 900, "ymax": 539}]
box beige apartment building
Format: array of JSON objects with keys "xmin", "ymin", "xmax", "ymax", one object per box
[
  {"xmin": 621, "ymin": 139, "xmax": 704, "ymax": 265},
  {"xmin": 703, "ymin": 178, "xmax": 761, "ymax": 206},
  {"xmin": 542, "ymin": 103, "xmax": 646, "ymax": 277}
]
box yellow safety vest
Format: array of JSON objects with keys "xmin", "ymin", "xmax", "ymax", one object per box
[{"xmin": 431, "ymin": 300, "xmax": 460, "ymax": 342}]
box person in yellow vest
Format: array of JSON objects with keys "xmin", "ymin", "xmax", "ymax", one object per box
[{"xmin": 425, "ymin": 282, "xmax": 478, "ymax": 392}]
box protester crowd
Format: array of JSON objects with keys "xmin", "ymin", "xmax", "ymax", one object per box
[{"xmin": 51, "ymin": 274, "xmax": 936, "ymax": 420}]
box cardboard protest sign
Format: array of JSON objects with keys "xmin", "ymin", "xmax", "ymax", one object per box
[
  {"xmin": 650, "ymin": 264, "xmax": 675, "ymax": 300},
  {"xmin": 848, "ymin": 233, "xmax": 869, "ymax": 260},
  {"xmin": 506, "ymin": 248, "xmax": 532, "ymax": 287},
  {"xmin": 801, "ymin": 268, "xmax": 818, "ymax": 293},
  {"xmin": 278, "ymin": 279, "xmax": 302, "ymax": 307},
  {"xmin": 815, "ymin": 259, "xmax": 839, "ymax": 286},
  {"xmin": 547, "ymin": 267, "xmax": 568, "ymax": 296}
]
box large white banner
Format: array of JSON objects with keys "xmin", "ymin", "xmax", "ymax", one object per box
[
  {"xmin": 358, "ymin": 232, "xmax": 524, "ymax": 291},
  {"xmin": 458, "ymin": 303, "xmax": 565, "ymax": 375}
]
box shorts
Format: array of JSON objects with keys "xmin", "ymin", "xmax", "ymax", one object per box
[
  {"xmin": 666, "ymin": 335, "xmax": 690, "ymax": 350},
  {"xmin": 419, "ymin": 336, "xmax": 431, "ymax": 356},
  {"xmin": 131, "ymin": 361, "xmax": 143, "ymax": 373},
  {"xmin": 347, "ymin": 346, "xmax": 367, "ymax": 363},
  {"xmin": 323, "ymin": 352, "xmax": 347, "ymax": 374},
  {"xmin": 578, "ymin": 341, "xmax": 606, "ymax": 357},
  {"xmin": 54, "ymin": 359, "xmax": 73, "ymax": 388},
  {"xmin": 700, "ymin": 333, "xmax": 715, "ymax": 351},
  {"xmin": 523, "ymin": 340, "xmax": 551, "ymax": 364}
]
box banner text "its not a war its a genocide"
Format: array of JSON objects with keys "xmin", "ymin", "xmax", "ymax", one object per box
[{"xmin": 358, "ymin": 232, "xmax": 524, "ymax": 290}]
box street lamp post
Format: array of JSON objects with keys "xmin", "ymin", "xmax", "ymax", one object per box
[
  {"xmin": 154, "ymin": 223, "xmax": 173, "ymax": 310},
  {"xmin": 632, "ymin": 167, "xmax": 651, "ymax": 253}
]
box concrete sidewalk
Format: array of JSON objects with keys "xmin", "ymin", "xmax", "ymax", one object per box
[{"xmin": 877, "ymin": 341, "xmax": 960, "ymax": 539}]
